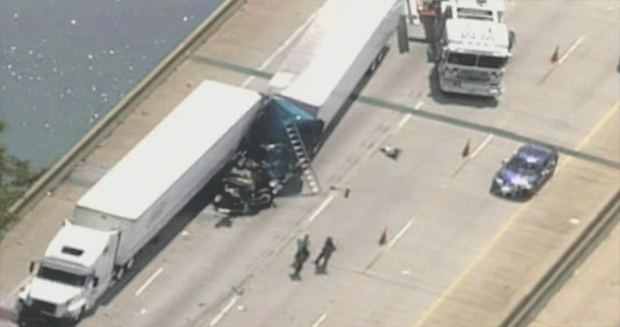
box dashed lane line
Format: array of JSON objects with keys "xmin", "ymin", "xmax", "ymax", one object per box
[
  {"xmin": 209, "ymin": 296, "xmax": 238, "ymax": 327},
  {"xmin": 310, "ymin": 310, "xmax": 329, "ymax": 327},
  {"xmin": 135, "ymin": 267, "xmax": 164, "ymax": 297}
]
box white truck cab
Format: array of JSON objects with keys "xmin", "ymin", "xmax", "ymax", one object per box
[
  {"xmin": 18, "ymin": 221, "xmax": 118, "ymax": 322},
  {"xmin": 434, "ymin": 0, "xmax": 513, "ymax": 97}
]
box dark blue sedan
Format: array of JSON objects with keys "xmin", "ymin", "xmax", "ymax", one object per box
[{"xmin": 491, "ymin": 143, "xmax": 559, "ymax": 200}]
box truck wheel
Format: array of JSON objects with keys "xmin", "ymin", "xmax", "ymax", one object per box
[
  {"xmin": 69, "ymin": 307, "xmax": 85, "ymax": 324},
  {"xmin": 115, "ymin": 266, "xmax": 125, "ymax": 280},
  {"xmin": 376, "ymin": 46, "xmax": 388, "ymax": 64},
  {"xmin": 14, "ymin": 299, "xmax": 24, "ymax": 312},
  {"xmin": 367, "ymin": 60, "xmax": 378, "ymax": 74},
  {"xmin": 125, "ymin": 257, "xmax": 135, "ymax": 271}
]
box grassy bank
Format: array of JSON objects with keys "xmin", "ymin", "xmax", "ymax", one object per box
[{"xmin": 0, "ymin": 121, "xmax": 46, "ymax": 240}]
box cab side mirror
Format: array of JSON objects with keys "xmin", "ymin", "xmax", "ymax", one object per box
[
  {"xmin": 93, "ymin": 277, "xmax": 99, "ymax": 288},
  {"xmin": 29, "ymin": 261, "xmax": 35, "ymax": 273},
  {"xmin": 501, "ymin": 158, "xmax": 508, "ymax": 165},
  {"xmin": 508, "ymin": 31, "xmax": 516, "ymax": 52}
]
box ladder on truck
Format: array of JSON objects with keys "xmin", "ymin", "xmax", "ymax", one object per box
[{"xmin": 283, "ymin": 121, "xmax": 321, "ymax": 195}]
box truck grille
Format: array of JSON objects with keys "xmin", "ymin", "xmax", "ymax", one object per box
[
  {"xmin": 31, "ymin": 299, "xmax": 56, "ymax": 315},
  {"xmin": 460, "ymin": 70, "xmax": 490, "ymax": 82}
]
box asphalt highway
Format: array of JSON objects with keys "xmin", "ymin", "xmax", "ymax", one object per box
[{"xmin": 0, "ymin": 0, "xmax": 618, "ymax": 326}]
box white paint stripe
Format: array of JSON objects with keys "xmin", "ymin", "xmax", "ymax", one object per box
[
  {"xmin": 388, "ymin": 219, "xmax": 414, "ymax": 248},
  {"xmin": 311, "ymin": 311, "xmax": 329, "ymax": 327},
  {"xmin": 309, "ymin": 194, "xmax": 336, "ymax": 222},
  {"xmin": 241, "ymin": 12, "xmax": 318, "ymax": 87},
  {"xmin": 210, "ymin": 296, "xmax": 238, "ymax": 327},
  {"xmin": 397, "ymin": 114, "xmax": 412, "ymax": 129},
  {"xmin": 558, "ymin": 36, "xmax": 585, "ymax": 65},
  {"xmin": 414, "ymin": 100, "xmax": 423, "ymax": 110},
  {"xmin": 135, "ymin": 267, "xmax": 164, "ymax": 296},
  {"xmin": 470, "ymin": 134, "xmax": 494, "ymax": 159}
]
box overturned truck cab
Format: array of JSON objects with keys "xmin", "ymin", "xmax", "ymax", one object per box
[
  {"xmin": 213, "ymin": 96, "xmax": 323, "ymax": 216},
  {"xmin": 214, "ymin": 0, "xmax": 408, "ymax": 217}
]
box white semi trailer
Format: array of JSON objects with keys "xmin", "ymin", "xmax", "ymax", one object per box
[
  {"xmin": 17, "ymin": 80, "xmax": 262, "ymax": 323},
  {"xmin": 268, "ymin": 0, "xmax": 408, "ymax": 131}
]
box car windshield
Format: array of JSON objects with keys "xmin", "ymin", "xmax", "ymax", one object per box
[
  {"xmin": 37, "ymin": 265, "xmax": 87, "ymax": 287},
  {"xmin": 506, "ymin": 156, "xmax": 541, "ymax": 173}
]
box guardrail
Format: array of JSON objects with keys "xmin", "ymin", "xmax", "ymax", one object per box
[
  {"xmin": 500, "ymin": 188, "xmax": 620, "ymax": 327},
  {"xmin": 4, "ymin": 0, "xmax": 246, "ymax": 236}
]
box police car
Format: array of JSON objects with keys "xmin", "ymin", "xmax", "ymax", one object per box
[{"xmin": 491, "ymin": 143, "xmax": 559, "ymax": 200}]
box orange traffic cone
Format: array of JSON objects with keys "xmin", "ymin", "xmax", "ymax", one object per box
[
  {"xmin": 379, "ymin": 227, "xmax": 388, "ymax": 246},
  {"xmin": 550, "ymin": 46, "xmax": 560, "ymax": 63},
  {"xmin": 461, "ymin": 139, "xmax": 471, "ymax": 158}
]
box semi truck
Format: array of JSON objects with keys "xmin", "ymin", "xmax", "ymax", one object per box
[
  {"xmin": 16, "ymin": 0, "xmax": 412, "ymax": 321},
  {"xmin": 213, "ymin": 0, "xmax": 409, "ymax": 215},
  {"xmin": 16, "ymin": 80, "xmax": 263, "ymax": 323},
  {"xmin": 426, "ymin": 0, "xmax": 514, "ymax": 97}
]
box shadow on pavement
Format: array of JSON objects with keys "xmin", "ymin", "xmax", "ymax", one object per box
[{"xmin": 96, "ymin": 177, "xmax": 222, "ymax": 307}]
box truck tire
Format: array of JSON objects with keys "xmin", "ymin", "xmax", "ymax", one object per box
[
  {"xmin": 68, "ymin": 307, "xmax": 85, "ymax": 324},
  {"xmin": 367, "ymin": 60, "xmax": 378, "ymax": 74},
  {"xmin": 115, "ymin": 266, "xmax": 125, "ymax": 280},
  {"xmin": 125, "ymin": 257, "xmax": 135, "ymax": 271}
]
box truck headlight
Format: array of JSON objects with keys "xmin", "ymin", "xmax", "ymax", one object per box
[{"xmin": 18, "ymin": 285, "xmax": 32, "ymax": 305}]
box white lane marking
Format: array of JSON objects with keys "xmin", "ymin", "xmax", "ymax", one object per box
[
  {"xmin": 210, "ymin": 296, "xmax": 238, "ymax": 327},
  {"xmin": 397, "ymin": 113, "xmax": 412, "ymax": 129},
  {"xmin": 309, "ymin": 194, "xmax": 336, "ymax": 222},
  {"xmin": 414, "ymin": 100, "xmax": 423, "ymax": 110},
  {"xmin": 558, "ymin": 36, "xmax": 586, "ymax": 65},
  {"xmin": 470, "ymin": 134, "xmax": 494, "ymax": 159},
  {"xmin": 388, "ymin": 219, "xmax": 414, "ymax": 248},
  {"xmin": 311, "ymin": 311, "xmax": 329, "ymax": 327},
  {"xmin": 135, "ymin": 267, "xmax": 164, "ymax": 296},
  {"xmin": 241, "ymin": 11, "xmax": 318, "ymax": 88}
]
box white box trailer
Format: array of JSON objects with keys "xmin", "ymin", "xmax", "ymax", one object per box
[
  {"xmin": 18, "ymin": 80, "xmax": 263, "ymax": 323},
  {"xmin": 73, "ymin": 80, "xmax": 262, "ymax": 267},
  {"xmin": 268, "ymin": 0, "xmax": 406, "ymax": 129}
]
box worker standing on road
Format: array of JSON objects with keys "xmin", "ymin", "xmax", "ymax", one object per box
[
  {"xmin": 291, "ymin": 234, "xmax": 310, "ymax": 267},
  {"xmin": 314, "ymin": 237, "xmax": 336, "ymax": 274},
  {"xmin": 290, "ymin": 237, "xmax": 310, "ymax": 281}
]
